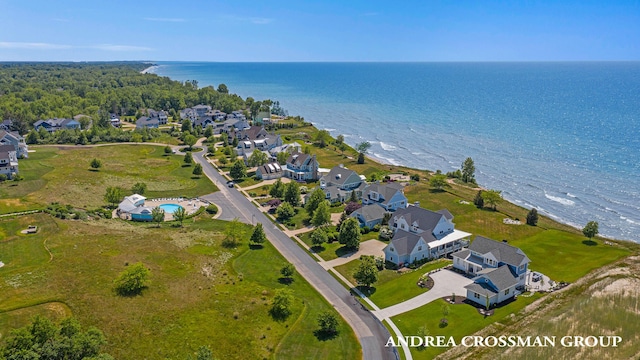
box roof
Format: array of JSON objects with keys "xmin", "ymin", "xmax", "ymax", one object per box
[
  {"xmin": 388, "ymin": 229, "xmax": 432, "ymax": 256},
  {"xmin": 478, "ymin": 265, "xmax": 519, "ymax": 291},
  {"xmin": 363, "ymin": 182, "xmax": 404, "ymax": 205},
  {"xmin": 351, "ymin": 204, "xmax": 387, "ymax": 223},
  {"xmin": 464, "ymin": 282, "xmax": 498, "ymax": 297},
  {"xmin": 287, "ymin": 152, "xmax": 311, "ymax": 167},
  {"xmin": 437, "ymin": 209, "xmax": 454, "ymax": 221},
  {"xmin": 468, "ymin": 236, "xmax": 529, "ymax": 266},
  {"xmin": 235, "ymin": 126, "xmax": 266, "ymax": 141},
  {"xmin": 321, "ymin": 166, "xmax": 360, "ymax": 187},
  {"xmin": 393, "ymin": 205, "xmax": 450, "ymax": 232},
  {"xmin": 0, "ymin": 144, "xmax": 15, "ymax": 153},
  {"xmin": 258, "ymin": 162, "xmax": 283, "ymax": 175},
  {"xmin": 136, "ymin": 117, "xmax": 159, "ymax": 126},
  {"xmin": 125, "ymin": 194, "xmax": 146, "ymax": 203}
]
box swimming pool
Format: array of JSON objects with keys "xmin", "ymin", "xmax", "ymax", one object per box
[{"xmin": 158, "ymin": 204, "xmax": 184, "ymax": 214}]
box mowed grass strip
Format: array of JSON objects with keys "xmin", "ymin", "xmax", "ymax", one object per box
[
  {"xmin": 0, "ymin": 214, "xmax": 360, "ymax": 359},
  {"xmin": 1, "ymin": 144, "xmax": 218, "ymax": 210},
  {"xmin": 391, "ymin": 294, "xmax": 542, "ymax": 360},
  {"xmin": 333, "ymin": 258, "xmax": 451, "ymax": 309}
]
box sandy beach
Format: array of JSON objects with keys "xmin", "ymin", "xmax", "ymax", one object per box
[{"xmin": 140, "ymin": 65, "xmax": 158, "ymax": 74}]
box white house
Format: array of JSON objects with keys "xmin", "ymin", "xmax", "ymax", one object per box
[
  {"xmin": 256, "ymin": 162, "xmax": 284, "ymax": 180},
  {"xmin": 464, "ymin": 265, "xmax": 521, "ymax": 308},
  {"xmin": 284, "ymin": 152, "xmax": 319, "ymax": 181},
  {"xmin": 0, "ymin": 130, "xmax": 28, "ymax": 158},
  {"xmin": 383, "ymin": 205, "xmax": 471, "ymax": 266},
  {"xmin": 319, "ymin": 165, "xmax": 366, "ymax": 203},
  {"xmin": 0, "ymin": 145, "xmax": 19, "ymax": 179}
]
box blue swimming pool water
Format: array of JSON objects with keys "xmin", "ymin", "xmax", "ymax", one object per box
[{"xmin": 159, "ymin": 204, "xmax": 184, "ymax": 214}]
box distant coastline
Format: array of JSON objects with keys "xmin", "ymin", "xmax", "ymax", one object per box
[
  {"xmin": 149, "ymin": 62, "xmax": 640, "ymax": 242},
  {"xmin": 140, "ymin": 65, "xmax": 158, "ymax": 74}
]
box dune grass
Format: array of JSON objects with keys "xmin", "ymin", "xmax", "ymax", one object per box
[
  {"xmin": 0, "ymin": 213, "xmax": 360, "ymax": 359},
  {"xmin": 0, "ymin": 144, "xmax": 218, "ymax": 212}
]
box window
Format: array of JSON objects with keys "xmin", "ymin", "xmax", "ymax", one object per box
[
  {"xmin": 519, "ymin": 264, "xmax": 525, "ymax": 271},
  {"xmin": 418, "ymin": 246, "xmax": 422, "ymax": 251},
  {"xmin": 474, "ymin": 293, "xmax": 480, "ymax": 299},
  {"xmin": 390, "ymin": 248, "xmax": 394, "ymax": 252},
  {"xmin": 504, "ymin": 289, "xmax": 510, "ymax": 295}
]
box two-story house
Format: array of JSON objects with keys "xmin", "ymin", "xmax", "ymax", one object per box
[
  {"xmin": 147, "ymin": 109, "xmax": 168, "ymax": 125},
  {"xmin": 0, "ymin": 144, "xmax": 19, "ymax": 179},
  {"xmin": 452, "ymin": 236, "xmax": 530, "ymax": 287},
  {"xmin": 464, "ymin": 265, "xmax": 521, "ymax": 308},
  {"xmin": 0, "ymin": 130, "xmax": 28, "ymax": 158},
  {"xmin": 319, "ymin": 165, "xmax": 366, "ymax": 203},
  {"xmin": 232, "ymin": 126, "xmax": 282, "ymax": 156},
  {"xmin": 256, "ymin": 162, "xmax": 284, "ymax": 180},
  {"xmin": 361, "ymin": 182, "xmax": 408, "ymax": 211},
  {"xmin": 383, "ymin": 205, "xmax": 471, "ymax": 266},
  {"xmin": 136, "ymin": 116, "xmax": 159, "ymax": 129},
  {"xmin": 284, "ymin": 152, "xmax": 319, "ymax": 181}
]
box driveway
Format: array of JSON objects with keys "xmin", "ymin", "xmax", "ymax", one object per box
[
  {"xmin": 321, "ymin": 240, "xmax": 387, "ymax": 269},
  {"xmin": 373, "ymin": 269, "xmax": 473, "ymax": 320}
]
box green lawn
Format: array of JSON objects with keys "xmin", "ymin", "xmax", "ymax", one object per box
[
  {"xmin": 0, "ymin": 213, "xmax": 360, "ymax": 359},
  {"xmin": 391, "ymin": 294, "xmax": 542, "ymax": 359},
  {"xmin": 0, "ymin": 144, "xmax": 218, "ymax": 212},
  {"xmin": 334, "ymin": 258, "xmax": 451, "ymax": 308}
]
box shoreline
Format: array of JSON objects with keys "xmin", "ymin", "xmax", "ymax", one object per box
[{"xmin": 140, "ymin": 65, "xmax": 158, "ymax": 74}]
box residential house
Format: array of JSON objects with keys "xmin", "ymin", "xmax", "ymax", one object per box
[
  {"xmin": 109, "ymin": 113, "xmax": 121, "ymax": 127},
  {"xmin": 383, "ymin": 205, "xmax": 471, "ymax": 266},
  {"xmin": 0, "ymin": 144, "xmax": 19, "ymax": 179},
  {"xmin": 0, "ymin": 119, "xmax": 14, "ymax": 131},
  {"xmin": 319, "ymin": 165, "xmax": 365, "ymax": 203},
  {"xmin": 361, "ymin": 182, "xmax": 408, "ymax": 211},
  {"xmin": 227, "ymin": 110, "xmax": 246, "ymax": 121},
  {"xmin": 136, "ymin": 117, "xmax": 159, "ymax": 129},
  {"xmin": 284, "ymin": 151, "xmax": 319, "ymax": 181},
  {"xmin": 147, "ymin": 109, "xmax": 168, "ymax": 125},
  {"xmin": 452, "ymin": 236, "xmax": 530, "ymax": 287},
  {"xmin": 33, "ymin": 118, "xmax": 81, "ymax": 133},
  {"xmin": 464, "ymin": 265, "xmax": 521, "ymax": 308},
  {"xmin": 231, "ymin": 126, "xmax": 282, "ymax": 156},
  {"xmin": 116, "ymin": 194, "xmax": 153, "ymax": 221},
  {"xmin": 269, "ymin": 142, "xmax": 302, "ymax": 160},
  {"xmin": 0, "ymin": 130, "xmax": 28, "ymax": 158},
  {"xmin": 181, "ymin": 105, "xmax": 213, "ymax": 122},
  {"xmin": 350, "ymin": 204, "xmax": 387, "ymax": 228},
  {"xmin": 193, "ymin": 116, "xmax": 214, "ymax": 129},
  {"xmin": 256, "ymin": 162, "xmax": 284, "ymax": 180}
]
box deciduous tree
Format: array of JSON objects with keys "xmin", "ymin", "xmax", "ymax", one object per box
[
  {"xmin": 317, "ymin": 311, "xmax": 338, "ymax": 336},
  {"xmin": 481, "ymin": 190, "xmax": 502, "ymax": 211},
  {"xmin": 184, "ymin": 134, "xmax": 197, "ymax": 150},
  {"xmin": 248, "ymin": 150, "xmax": 268, "ymax": 167},
  {"xmin": 283, "ymin": 181, "xmax": 300, "ymax": 207},
  {"xmin": 114, "ymin": 262, "xmax": 150, "ymax": 296},
  {"xmin": 353, "ymin": 256, "xmax": 378, "ymax": 289},
  {"xmin": 152, "ymin": 206, "xmax": 165, "ymax": 227},
  {"xmin": 310, "ymin": 227, "xmax": 328, "ymax": 247},
  {"xmin": 311, "ymin": 200, "xmax": 331, "ymax": 227},
  {"xmin": 583, "ymin": 221, "xmax": 599, "ymax": 241},
  {"xmin": 131, "ymin": 182, "xmax": 147, "ymax": 195},
  {"xmin": 104, "ymin": 186, "xmax": 124, "ymax": 207},
  {"xmin": 305, "ymin": 188, "xmax": 326, "ymax": 216},
  {"xmin": 270, "ymin": 179, "xmax": 285, "ymax": 198},
  {"xmin": 184, "ymin": 152, "xmax": 193, "ymax": 165},
  {"xmin": 229, "ymin": 160, "xmax": 247, "ymax": 180},
  {"xmin": 429, "ymin": 174, "xmax": 448, "ymax": 190},
  {"xmin": 270, "ymin": 288, "xmax": 293, "ymax": 320},
  {"xmin": 276, "ymin": 202, "xmax": 295, "ymax": 222},
  {"xmin": 339, "ymin": 217, "xmax": 361, "ymax": 250},
  {"xmin": 173, "ymin": 206, "xmax": 186, "ymax": 226}
]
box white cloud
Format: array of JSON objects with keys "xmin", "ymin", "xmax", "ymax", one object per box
[
  {"xmin": 143, "ymin": 17, "xmax": 185, "ymax": 22},
  {"xmin": 91, "ymin": 44, "xmax": 154, "ymax": 51},
  {"xmin": 0, "ymin": 41, "xmax": 72, "ymax": 50}
]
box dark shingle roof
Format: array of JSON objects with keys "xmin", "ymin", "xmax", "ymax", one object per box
[
  {"xmin": 389, "ymin": 229, "xmax": 423, "ymax": 256},
  {"xmin": 464, "ymin": 282, "xmax": 497, "ymax": 297},
  {"xmin": 393, "ymin": 205, "xmax": 448, "ymax": 232},
  {"xmin": 322, "ymin": 166, "xmax": 359, "ymax": 187},
  {"xmin": 352, "ymin": 204, "xmax": 387, "ymax": 223},
  {"xmin": 481, "ymin": 265, "xmax": 519, "ymax": 290},
  {"xmin": 363, "ymin": 182, "xmax": 404, "ymax": 205},
  {"xmin": 468, "ymin": 236, "xmax": 529, "ymax": 266}
]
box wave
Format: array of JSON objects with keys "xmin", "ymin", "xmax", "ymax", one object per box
[
  {"xmin": 566, "ymin": 192, "xmax": 577, "ymax": 198},
  {"xmin": 372, "ymin": 152, "xmax": 400, "ymax": 166},
  {"xmin": 379, "ymin": 142, "xmax": 397, "ymax": 151},
  {"xmin": 544, "ymin": 193, "xmax": 576, "ymax": 206}
]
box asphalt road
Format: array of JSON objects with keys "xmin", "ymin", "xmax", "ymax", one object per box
[{"xmin": 193, "ymin": 148, "xmax": 397, "ymax": 360}]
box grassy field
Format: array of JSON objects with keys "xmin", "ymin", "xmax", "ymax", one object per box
[
  {"xmin": 0, "ymin": 213, "xmax": 360, "ymax": 359},
  {"xmin": 391, "ymin": 294, "xmax": 543, "ymax": 359},
  {"xmin": 0, "ymin": 144, "xmax": 218, "ymax": 212},
  {"xmin": 334, "ymin": 258, "xmax": 451, "ymax": 308}
]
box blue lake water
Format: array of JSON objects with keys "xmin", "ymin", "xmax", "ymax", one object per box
[{"xmin": 151, "ymin": 62, "xmax": 640, "ymax": 242}]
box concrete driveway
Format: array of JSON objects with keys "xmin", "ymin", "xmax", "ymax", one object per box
[
  {"xmin": 373, "ymin": 269, "xmax": 473, "ymax": 320},
  {"xmin": 320, "ymin": 240, "xmax": 387, "ymax": 269}
]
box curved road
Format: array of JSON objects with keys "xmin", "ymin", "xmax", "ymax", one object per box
[{"xmin": 193, "ymin": 146, "xmax": 396, "ymax": 360}]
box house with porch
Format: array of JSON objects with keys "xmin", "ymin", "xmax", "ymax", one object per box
[
  {"xmin": 361, "ymin": 182, "xmax": 408, "ymax": 211},
  {"xmin": 0, "ymin": 145, "xmax": 19, "ymax": 179},
  {"xmin": 384, "ymin": 205, "xmax": 471, "ymax": 266},
  {"xmin": 319, "ymin": 165, "xmax": 366, "ymax": 203},
  {"xmin": 452, "ymin": 236, "xmax": 530, "ymax": 287},
  {"xmin": 283, "ymin": 152, "xmax": 318, "ymax": 181},
  {"xmin": 232, "ymin": 126, "xmax": 282, "ymax": 156},
  {"xmin": 136, "ymin": 117, "xmax": 159, "ymax": 129},
  {"xmin": 0, "ymin": 130, "xmax": 28, "ymax": 158}
]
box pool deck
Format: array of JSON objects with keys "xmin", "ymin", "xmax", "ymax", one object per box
[{"xmin": 145, "ymin": 198, "xmax": 209, "ymax": 220}]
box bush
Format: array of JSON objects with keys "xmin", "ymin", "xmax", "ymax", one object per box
[
  {"xmin": 362, "ymin": 226, "xmax": 370, "ymax": 234},
  {"xmin": 372, "ymin": 223, "xmax": 381, "ymax": 232},
  {"xmin": 0, "ymin": 174, "xmax": 7, "ymax": 182},
  {"xmin": 113, "ymin": 262, "xmax": 150, "ymax": 296},
  {"xmin": 410, "ymin": 174, "xmax": 420, "ymax": 181},
  {"xmin": 206, "ymin": 204, "xmax": 218, "ymax": 214}
]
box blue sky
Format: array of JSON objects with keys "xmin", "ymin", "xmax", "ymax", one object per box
[{"xmin": 1, "ymin": 0, "xmax": 639, "ymax": 61}]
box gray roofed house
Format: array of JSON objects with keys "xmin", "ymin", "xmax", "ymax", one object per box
[
  {"xmin": 362, "ymin": 182, "xmax": 408, "ymax": 211},
  {"xmin": 193, "ymin": 116, "xmax": 214, "ymax": 128},
  {"xmin": 147, "ymin": 109, "xmax": 168, "ymax": 124},
  {"xmin": 384, "ymin": 204, "xmax": 471, "ymax": 266},
  {"xmin": 0, "ymin": 119, "xmax": 13, "ymax": 131},
  {"xmin": 136, "ymin": 116, "xmax": 159, "ymax": 129},
  {"xmin": 464, "ymin": 265, "xmax": 521, "ymax": 307},
  {"xmin": 284, "ymin": 151, "xmax": 319, "ymax": 181},
  {"xmin": 0, "ymin": 144, "xmax": 19, "ymax": 179},
  {"xmin": 0, "ymin": 130, "xmax": 28, "ymax": 158},
  {"xmin": 452, "ymin": 236, "xmax": 530, "ymax": 288},
  {"xmin": 350, "ymin": 203, "xmax": 388, "ymax": 228},
  {"xmin": 232, "ymin": 126, "xmax": 283, "ymax": 156},
  {"xmin": 318, "ymin": 165, "xmax": 364, "ymax": 203},
  {"xmin": 34, "ymin": 118, "xmax": 81, "ymax": 133},
  {"xmin": 384, "ymin": 229, "xmax": 433, "ymax": 266}
]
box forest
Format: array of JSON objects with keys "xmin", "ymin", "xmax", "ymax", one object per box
[{"xmin": 0, "ymin": 62, "xmax": 272, "ymax": 134}]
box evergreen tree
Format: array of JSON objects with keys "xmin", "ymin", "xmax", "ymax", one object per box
[
  {"xmin": 461, "ymin": 157, "xmax": 476, "ymax": 183},
  {"xmin": 193, "ymin": 163, "xmax": 203, "ymax": 176},
  {"xmin": 473, "ymin": 190, "xmax": 484, "ymax": 209},
  {"xmin": 250, "ymin": 223, "xmax": 267, "ymax": 246},
  {"xmin": 184, "ymin": 152, "xmax": 193, "ymax": 165},
  {"xmin": 526, "ymin": 208, "xmax": 539, "ymax": 226}
]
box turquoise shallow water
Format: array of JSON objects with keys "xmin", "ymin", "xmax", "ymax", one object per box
[
  {"xmin": 151, "ymin": 62, "xmax": 640, "ymax": 241},
  {"xmin": 159, "ymin": 204, "xmax": 183, "ymax": 214}
]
